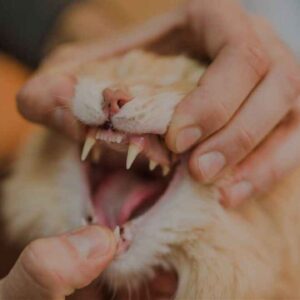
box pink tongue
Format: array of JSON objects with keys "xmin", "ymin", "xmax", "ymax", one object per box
[{"xmin": 92, "ymin": 171, "xmax": 162, "ymax": 228}]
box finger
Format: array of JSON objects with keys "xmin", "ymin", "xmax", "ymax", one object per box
[
  {"xmin": 166, "ymin": 0, "xmax": 269, "ymax": 153},
  {"xmin": 17, "ymin": 73, "xmax": 84, "ymax": 141},
  {"xmin": 189, "ymin": 63, "xmax": 300, "ymax": 182},
  {"xmin": 218, "ymin": 109, "xmax": 300, "ymax": 207},
  {"xmin": 0, "ymin": 226, "xmax": 116, "ymax": 300}
]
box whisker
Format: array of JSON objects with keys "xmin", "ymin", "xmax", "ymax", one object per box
[
  {"xmin": 94, "ymin": 276, "xmax": 104, "ymax": 295},
  {"xmin": 126, "ymin": 278, "xmax": 132, "ymax": 300},
  {"xmin": 110, "ymin": 279, "xmax": 117, "ymax": 300},
  {"xmin": 142, "ymin": 277, "xmax": 151, "ymax": 300}
]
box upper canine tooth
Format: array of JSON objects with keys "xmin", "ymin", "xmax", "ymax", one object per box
[
  {"xmin": 149, "ymin": 160, "xmax": 158, "ymax": 171},
  {"xmin": 126, "ymin": 143, "xmax": 141, "ymax": 170},
  {"xmin": 162, "ymin": 165, "xmax": 170, "ymax": 176},
  {"xmin": 81, "ymin": 130, "xmax": 97, "ymax": 161}
]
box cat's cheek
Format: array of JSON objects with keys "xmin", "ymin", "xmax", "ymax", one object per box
[{"xmin": 72, "ymin": 78, "xmax": 111, "ymax": 125}]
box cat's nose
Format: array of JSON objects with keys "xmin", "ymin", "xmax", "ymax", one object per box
[{"xmin": 103, "ymin": 86, "xmax": 133, "ymax": 116}]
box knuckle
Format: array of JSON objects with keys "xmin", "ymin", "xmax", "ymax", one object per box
[
  {"xmin": 21, "ymin": 239, "xmax": 65, "ymax": 291},
  {"xmin": 235, "ymin": 125, "xmax": 256, "ymax": 155},
  {"xmin": 22, "ymin": 239, "xmax": 50, "ymax": 275},
  {"xmin": 211, "ymin": 101, "xmax": 232, "ymax": 128},
  {"xmin": 267, "ymin": 165, "xmax": 282, "ymax": 187},
  {"xmin": 237, "ymin": 41, "xmax": 270, "ymax": 79}
]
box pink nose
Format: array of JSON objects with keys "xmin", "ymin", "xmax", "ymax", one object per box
[{"xmin": 103, "ymin": 86, "xmax": 133, "ymax": 116}]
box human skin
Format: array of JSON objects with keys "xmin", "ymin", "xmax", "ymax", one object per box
[
  {"xmin": 0, "ymin": 226, "xmax": 116, "ymax": 300},
  {"xmin": 17, "ymin": 0, "xmax": 300, "ymax": 208}
]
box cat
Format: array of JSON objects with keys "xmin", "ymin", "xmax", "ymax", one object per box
[{"xmin": 3, "ymin": 50, "xmax": 300, "ymax": 299}]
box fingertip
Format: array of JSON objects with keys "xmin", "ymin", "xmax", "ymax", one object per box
[
  {"xmin": 17, "ymin": 73, "xmax": 76, "ymax": 124},
  {"xmin": 67, "ymin": 225, "xmax": 117, "ymax": 263},
  {"xmin": 166, "ymin": 115, "xmax": 188, "ymax": 153},
  {"xmin": 189, "ymin": 149, "xmax": 227, "ymax": 183},
  {"xmin": 165, "ymin": 126, "xmax": 178, "ymax": 154},
  {"xmin": 166, "ymin": 118, "xmax": 202, "ymax": 154},
  {"xmin": 188, "ymin": 152, "xmax": 202, "ymax": 181},
  {"xmin": 49, "ymin": 74, "xmax": 76, "ymax": 106}
]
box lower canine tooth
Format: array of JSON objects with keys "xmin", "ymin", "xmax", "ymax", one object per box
[
  {"xmin": 149, "ymin": 160, "xmax": 158, "ymax": 171},
  {"xmin": 162, "ymin": 165, "xmax": 170, "ymax": 176},
  {"xmin": 81, "ymin": 131, "xmax": 96, "ymax": 161},
  {"xmin": 126, "ymin": 143, "xmax": 141, "ymax": 170}
]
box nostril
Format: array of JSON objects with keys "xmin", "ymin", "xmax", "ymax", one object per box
[
  {"xmin": 117, "ymin": 99, "xmax": 129, "ymax": 109},
  {"xmin": 103, "ymin": 87, "xmax": 133, "ymax": 116}
]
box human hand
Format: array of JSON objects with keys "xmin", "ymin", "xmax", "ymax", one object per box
[
  {"xmin": 163, "ymin": 1, "xmax": 300, "ymax": 207},
  {"xmin": 0, "ymin": 226, "xmax": 116, "ymax": 300}
]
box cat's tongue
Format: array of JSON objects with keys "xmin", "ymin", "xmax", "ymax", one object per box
[{"xmin": 92, "ymin": 170, "xmax": 163, "ymax": 228}]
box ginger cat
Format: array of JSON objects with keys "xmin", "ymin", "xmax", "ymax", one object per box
[{"xmin": 2, "ymin": 50, "xmax": 300, "ymax": 299}]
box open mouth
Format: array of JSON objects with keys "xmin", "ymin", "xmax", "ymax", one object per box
[
  {"xmin": 81, "ymin": 125, "xmax": 179, "ymax": 231},
  {"xmin": 79, "ymin": 125, "xmax": 180, "ymax": 299}
]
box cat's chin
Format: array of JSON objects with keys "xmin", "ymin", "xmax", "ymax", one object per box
[{"xmin": 73, "ymin": 268, "xmax": 178, "ymax": 300}]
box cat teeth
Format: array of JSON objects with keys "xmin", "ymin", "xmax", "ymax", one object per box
[
  {"xmin": 126, "ymin": 143, "xmax": 141, "ymax": 170},
  {"xmin": 149, "ymin": 160, "xmax": 158, "ymax": 171},
  {"xmin": 96, "ymin": 130, "xmax": 124, "ymax": 144},
  {"xmin": 81, "ymin": 130, "xmax": 97, "ymax": 161},
  {"xmin": 162, "ymin": 165, "xmax": 170, "ymax": 176}
]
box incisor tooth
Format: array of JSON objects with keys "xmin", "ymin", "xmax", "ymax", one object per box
[
  {"xmin": 162, "ymin": 165, "xmax": 170, "ymax": 176},
  {"xmin": 81, "ymin": 134, "xmax": 96, "ymax": 161},
  {"xmin": 126, "ymin": 143, "xmax": 141, "ymax": 170},
  {"xmin": 149, "ymin": 160, "xmax": 158, "ymax": 171}
]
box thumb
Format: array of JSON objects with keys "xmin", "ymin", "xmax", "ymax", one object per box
[{"xmin": 0, "ymin": 226, "xmax": 116, "ymax": 300}]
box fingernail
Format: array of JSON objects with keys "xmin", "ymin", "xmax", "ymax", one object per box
[
  {"xmin": 197, "ymin": 151, "xmax": 226, "ymax": 181},
  {"xmin": 67, "ymin": 226, "xmax": 114, "ymax": 260},
  {"xmin": 220, "ymin": 180, "xmax": 253, "ymax": 207},
  {"xmin": 176, "ymin": 126, "xmax": 202, "ymax": 152}
]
